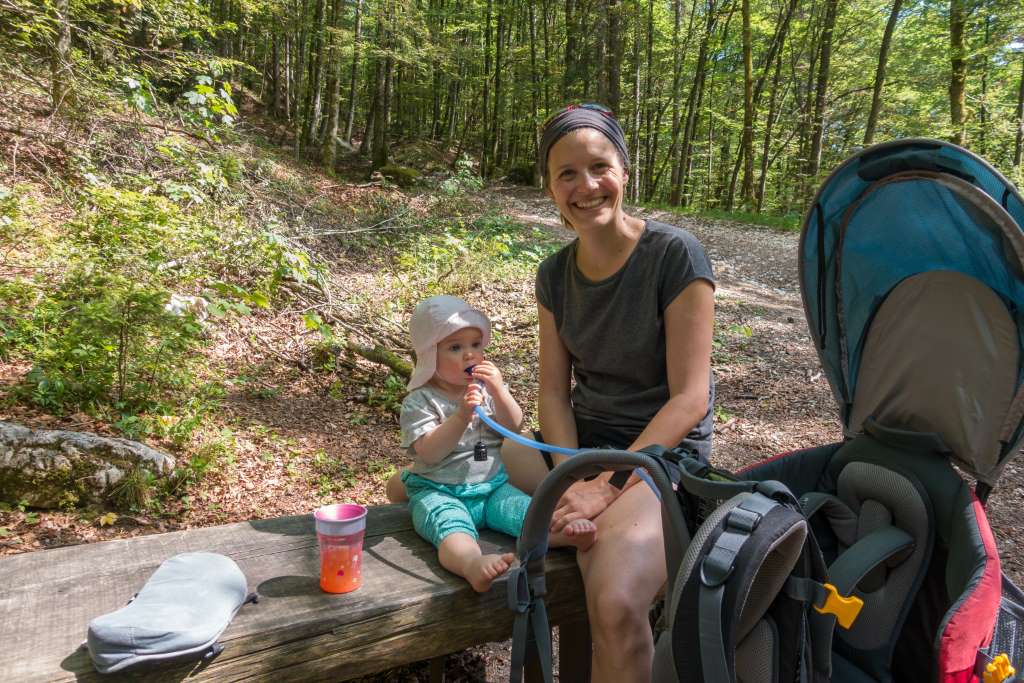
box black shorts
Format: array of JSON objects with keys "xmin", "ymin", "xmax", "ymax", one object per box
[{"xmin": 533, "ymin": 416, "xmax": 710, "ymax": 471}]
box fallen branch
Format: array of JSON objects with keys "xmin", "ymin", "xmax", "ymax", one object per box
[{"xmin": 345, "ymin": 342, "xmax": 411, "ymax": 378}]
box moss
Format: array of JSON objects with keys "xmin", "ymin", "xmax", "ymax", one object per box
[{"xmin": 378, "ymin": 164, "xmax": 421, "ymax": 188}]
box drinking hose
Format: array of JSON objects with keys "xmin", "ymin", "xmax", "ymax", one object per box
[{"xmin": 472, "ymin": 404, "xmax": 659, "ymax": 496}]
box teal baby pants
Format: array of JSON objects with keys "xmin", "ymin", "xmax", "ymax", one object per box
[{"xmin": 402, "ymin": 467, "xmax": 530, "ymax": 547}]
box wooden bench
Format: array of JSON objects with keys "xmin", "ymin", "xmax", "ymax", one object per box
[{"xmin": 0, "ymin": 504, "xmax": 590, "ymax": 682}]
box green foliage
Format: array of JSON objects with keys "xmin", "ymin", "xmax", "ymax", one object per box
[
  {"xmin": 439, "ymin": 156, "xmax": 485, "ymax": 196},
  {"xmin": 389, "ymin": 213, "xmax": 558, "ymax": 301},
  {"xmin": 108, "ymin": 467, "xmax": 157, "ymax": 510}
]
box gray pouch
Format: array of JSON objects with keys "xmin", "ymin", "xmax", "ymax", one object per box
[{"xmin": 87, "ymin": 552, "xmax": 256, "ymax": 674}]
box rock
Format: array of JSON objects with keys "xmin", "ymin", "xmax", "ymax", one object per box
[{"xmin": 0, "ymin": 421, "xmax": 175, "ymax": 509}]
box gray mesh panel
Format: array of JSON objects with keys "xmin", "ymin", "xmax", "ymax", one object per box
[
  {"xmin": 672, "ymin": 495, "xmax": 746, "ymax": 619},
  {"xmin": 736, "ymin": 617, "xmax": 778, "ymax": 683},
  {"xmin": 737, "ymin": 520, "xmax": 808, "ymax": 639},
  {"xmin": 837, "ymin": 461, "xmax": 930, "ymax": 651}
]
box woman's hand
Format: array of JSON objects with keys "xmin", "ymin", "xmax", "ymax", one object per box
[{"xmin": 550, "ymin": 478, "xmax": 619, "ymax": 533}]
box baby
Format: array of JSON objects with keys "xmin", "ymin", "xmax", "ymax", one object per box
[{"xmin": 400, "ymin": 295, "xmax": 596, "ymax": 592}]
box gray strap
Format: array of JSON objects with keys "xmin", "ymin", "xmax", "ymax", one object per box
[
  {"xmin": 829, "ymin": 525, "xmax": 915, "ymax": 596},
  {"xmin": 799, "ymin": 492, "xmax": 858, "ymax": 545},
  {"xmin": 698, "ymin": 495, "xmax": 780, "ymax": 683},
  {"xmin": 509, "ymin": 597, "xmax": 553, "ymax": 683}
]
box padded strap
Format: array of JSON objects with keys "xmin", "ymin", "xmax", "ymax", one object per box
[
  {"xmin": 828, "ymin": 525, "xmax": 915, "ymax": 596},
  {"xmin": 800, "ymin": 492, "xmax": 858, "ymax": 545},
  {"xmin": 699, "ymin": 494, "xmax": 781, "ymax": 683},
  {"xmin": 508, "ymin": 566, "xmax": 553, "ymax": 683}
]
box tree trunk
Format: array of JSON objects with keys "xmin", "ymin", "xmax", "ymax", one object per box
[
  {"xmin": 806, "ymin": 0, "xmax": 838, "ymax": 192},
  {"xmin": 736, "ymin": 0, "xmax": 754, "ymax": 209},
  {"xmin": 949, "ymin": 0, "xmax": 968, "ymax": 146},
  {"xmin": 1015, "ymin": 50, "xmax": 1024, "ymax": 170},
  {"xmin": 757, "ymin": 42, "xmax": 785, "ymax": 211},
  {"xmin": 482, "ymin": 0, "xmax": 493, "ymax": 176},
  {"xmin": 302, "ymin": 0, "xmax": 328, "ymax": 149},
  {"xmin": 863, "ymin": 0, "xmax": 902, "ymax": 146},
  {"xmin": 345, "ymin": 0, "xmax": 364, "ymax": 142},
  {"xmin": 322, "ymin": 0, "xmax": 345, "ymax": 170},
  {"xmin": 529, "ymin": 0, "xmax": 542, "ymax": 183},
  {"xmin": 672, "ymin": 0, "xmax": 717, "ymax": 206},
  {"xmin": 605, "ymin": 0, "xmax": 623, "ymax": 112},
  {"xmin": 563, "ymin": 0, "xmax": 577, "ymax": 100},
  {"xmin": 50, "ymin": 0, "xmax": 72, "ymax": 113},
  {"xmin": 490, "ymin": 0, "xmax": 504, "ymax": 173}
]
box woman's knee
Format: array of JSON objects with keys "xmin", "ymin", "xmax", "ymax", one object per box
[{"xmin": 586, "ymin": 584, "xmax": 655, "ymax": 651}]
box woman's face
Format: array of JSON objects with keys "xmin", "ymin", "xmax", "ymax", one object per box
[{"xmin": 545, "ymin": 127, "xmax": 628, "ymax": 233}]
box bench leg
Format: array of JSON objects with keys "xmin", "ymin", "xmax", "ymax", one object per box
[
  {"xmin": 556, "ymin": 617, "xmax": 592, "ymax": 683},
  {"xmin": 429, "ymin": 655, "xmax": 445, "ymax": 683}
]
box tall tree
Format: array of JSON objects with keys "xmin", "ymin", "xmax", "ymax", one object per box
[
  {"xmin": 949, "ymin": 0, "xmax": 969, "ymax": 146},
  {"xmin": 345, "ymin": 0, "xmax": 365, "ymax": 142},
  {"xmin": 1015, "ymin": 48, "xmax": 1024, "ymax": 170},
  {"xmin": 50, "ymin": 0, "xmax": 72, "ymax": 113},
  {"xmin": 806, "ymin": 0, "xmax": 839, "ymax": 192},
  {"xmin": 864, "ymin": 0, "xmax": 903, "ymax": 145}
]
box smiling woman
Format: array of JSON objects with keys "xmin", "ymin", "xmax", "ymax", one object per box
[{"xmin": 497, "ymin": 103, "xmax": 718, "ymax": 682}]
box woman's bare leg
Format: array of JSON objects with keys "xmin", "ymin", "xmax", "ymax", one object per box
[
  {"xmin": 500, "ymin": 440, "xmax": 551, "ymax": 495},
  {"xmin": 577, "ymin": 483, "xmax": 666, "ymax": 683}
]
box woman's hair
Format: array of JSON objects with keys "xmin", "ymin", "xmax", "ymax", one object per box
[{"xmin": 539, "ymin": 104, "xmax": 630, "ymax": 187}]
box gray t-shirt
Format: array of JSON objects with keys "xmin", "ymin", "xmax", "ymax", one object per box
[
  {"xmin": 400, "ymin": 384, "xmax": 504, "ymax": 485},
  {"xmin": 535, "ymin": 219, "xmax": 716, "ymax": 449}
]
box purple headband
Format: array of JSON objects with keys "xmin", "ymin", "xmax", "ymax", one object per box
[{"xmin": 539, "ymin": 106, "xmax": 630, "ymax": 181}]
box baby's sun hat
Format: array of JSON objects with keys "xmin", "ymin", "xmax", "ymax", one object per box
[{"xmin": 408, "ymin": 295, "xmax": 491, "ymax": 391}]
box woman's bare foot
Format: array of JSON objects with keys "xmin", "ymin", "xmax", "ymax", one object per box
[
  {"xmin": 464, "ymin": 552, "xmax": 515, "ymax": 593},
  {"xmin": 562, "ymin": 519, "xmax": 597, "ymax": 552}
]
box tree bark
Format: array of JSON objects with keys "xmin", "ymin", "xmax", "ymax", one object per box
[
  {"xmin": 949, "ymin": 0, "xmax": 968, "ymax": 146},
  {"xmin": 605, "ymin": 0, "xmax": 623, "ymax": 112},
  {"xmin": 806, "ymin": 0, "xmax": 838, "ymax": 192},
  {"xmin": 1015, "ymin": 50, "xmax": 1024, "ymax": 170},
  {"xmin": 322, "ymin": 0, "xmax": 345, "ymax": 170},
  {"xmin": 50, "ymin": 0, "xmax": 73, "ymax": 113},
  {"xmin": 736, "ymin": 0, "xmax": 754, "ymax": 209},
  {"xmin": 345, "ymin": 0, "xmax": 365, "ymax": 142},
  {"xmin": 863, "ymin": 0, "xmax": 902, "ymax": 146}
]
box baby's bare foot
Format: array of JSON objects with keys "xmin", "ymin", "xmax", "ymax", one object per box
[
  {"xmin": 564, "ymin": 519, "xmax": 597, "ymax": 552},
  {"xmin": 465, "ymin": 552, "xmax": 514, "ymax": 593}
]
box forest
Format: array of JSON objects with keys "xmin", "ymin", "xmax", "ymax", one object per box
[
  {"xmin": 2, "ymin": 0, "xmax": 1024, "ymax": 678},
  {"xmin": 9, "ymin": 0, "xmax": 1024, "ymax": 216}
]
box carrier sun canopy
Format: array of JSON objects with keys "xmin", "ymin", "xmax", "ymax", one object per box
[{"xmin": 799, "ymin": 139, "xmax": 1024, "ymax": 485}]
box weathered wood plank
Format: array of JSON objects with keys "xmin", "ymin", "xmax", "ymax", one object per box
[{"xmin": 0, "ymin": 504, "xmax": 586, "ymax": 682}]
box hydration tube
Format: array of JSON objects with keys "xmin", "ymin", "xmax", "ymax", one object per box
[{"xmin": 472, "ymin": 405, "xmax": 660, "ymax": 496}]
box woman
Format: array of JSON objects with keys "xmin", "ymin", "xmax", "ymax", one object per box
[
  {"xmin": 504, "ymin": 103, "xmax": 715, "ymax": 682},
  {"xmin": 389, "ymin": 104, "xmax": 715, "ymax": 682}
]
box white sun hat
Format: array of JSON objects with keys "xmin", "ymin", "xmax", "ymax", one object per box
[{"xmin": 407, "ymin": 295, "xmax": 491, "ymax": 391}]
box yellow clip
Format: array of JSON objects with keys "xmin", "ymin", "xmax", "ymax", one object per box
[
  {"xmin": 983, "ymin": 654, "xmax": 1016, "ymax": 683},
  {"xmin": 813, "ymin": 583, "xmax": 864, "ymax": 629}
]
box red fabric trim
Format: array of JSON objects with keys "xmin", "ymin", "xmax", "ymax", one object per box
[
  {"xmin": 735, "ymin": 449, "xmax": 796, "ymax": 475},
  {"xmin": 938, "ymin": 494, "xmax": 1001, "ymax": 679},
  {"xmin": 941, "ymin": 668, "xmax": 976, "ymax": 683}
]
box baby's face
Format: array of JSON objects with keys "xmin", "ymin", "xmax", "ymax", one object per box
[{"xmin": 434, "ymin": 327, "xmax": 485, "ymax": 388}]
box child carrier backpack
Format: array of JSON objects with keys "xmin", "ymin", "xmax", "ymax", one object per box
[{"xmin": 507, "ymin": 139, "xmax": 1024, "ymax": 683}]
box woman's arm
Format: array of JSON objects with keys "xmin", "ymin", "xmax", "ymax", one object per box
[
  {"xmin": 615, "ymin": 278, "xmax": 715, "ymax": 491},
  {"xmin": 537, "ymin": 303, "xmax": 579, "ymax": 460},
  {"xmin": 549, "ymin": 278, "xmax": 715, "ymax": 528},
  {"xmin": 629, "ymin": 278, "xmax": 715, "ymax": 450}
]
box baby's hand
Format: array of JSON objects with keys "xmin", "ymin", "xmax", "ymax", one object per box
[
  {"xmin": 469, "ymin": 360, "xmax": 504, "ymax": 393},
  {"xmin": 459, "ymin": 382, "xmax": 484, "ymax": 420}
]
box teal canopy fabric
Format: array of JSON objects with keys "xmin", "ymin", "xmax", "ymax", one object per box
[{"xmin": 799, "ymin": 139, "xmax": 1024, "ymax": 472}]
